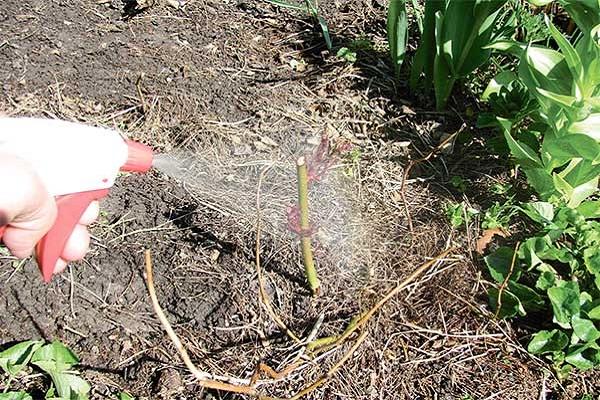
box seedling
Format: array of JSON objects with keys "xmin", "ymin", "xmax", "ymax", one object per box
[
  {"xmin": 266, "ymin": 0, "xmax": 332, "ymax": 50},
  {"xmin": 445, "ymin": 201, "xmax": 479, "ymax": 229}
]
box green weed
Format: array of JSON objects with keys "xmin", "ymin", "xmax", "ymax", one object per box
[{"xmin": 266, "ymin": 0, "xmax": 332, "ymax": 50}]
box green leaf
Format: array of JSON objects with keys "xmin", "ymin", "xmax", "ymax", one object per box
[
  {"xmin": 317, "ymin": 16, "xmax": 332, "ymax": 50},
  {"xmin": 31, "ymin": 341, "xmax": 79, "ymax": 375},
  {"xmin": 565, "ymin": 343, "xmax": 600, "ymax": 370},
  {"xmin": 387, "ymin": 0, "xmax": 408, "ymax": 73},
  {"xmin": 543, "ymin": 134, "xmax": 600, "ymax": 163},
  {"xmin": 50, "ymin": 372, "xmax": 90, "ymax": 400},
  {"xmin": 0, "ymin": 340, "xmax": 44, "ymax": 376},
  {"xmin": 536, "ymin": 88, "xmax": 578, "ymax": 108},
  {"xmin": 568, "ymin": 113, "xmax": 600, "ymax": 140},
  {"xmin": 545, "ymin": 15, "xmax": 584, "ymax": 98},
  {"xmin": 508, "ymin": 281, "xmax": 545, "ymax": 311},
  {"xmin": 433, "ymin": 11, "xmax": 454, "ymax": 110},
  {"xmin": 571, "ymin": 315, "xmax": 600, "ymax": 342},
  {"xmin": 577, "ymin": 201, "xmax": 600, "ymax": 218},
  {"xmin": 0, "ymin": 393, "xmax": 33, "ymax": 400},
  {"xmin": 589, "ymin": 304, "xmax": 600, "ymax": 320},
  {"xmin": 482, "ymin": 71, "xmax": 518, "ymax": 101},
  {"xmin": 548, "ymin": 281, "xmax": 581, "ymax": 328},
  {"xmin": 488, "ymin": 287, "xmax": 525, "ymax": 318},
  {"xmin": 536, "ymin": 270, "xmax": 556, "ymax": 291},
  {"xmin": 584, "ymin": 247, "xmax": 600, "ymax": 275},
  {"xmin": 521, "ymin": 201, "xmax": 554, "ymax": 224},
  {"xmin": 503, "ymin": 127, "xmax": 543, "ymax": 168},
  {"xmin": 118, "ymin": 393, "xmax": 135, "ymax": 400},
  {"xmin": 527, "ymin": 329, "xmax": 569, "ymax": 354},
  {"xmin": 484, "ymin": 247, "xmax": 521, "ymax": 283}
]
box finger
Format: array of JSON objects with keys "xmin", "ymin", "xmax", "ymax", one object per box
[
  {"xmin": 2, "ymin": 196, "xmax": 57, "ymax": 258},
  {"xmin": 61, "ymin": 224, "xmax": 90, "ymax": 262},
  {"xmin": 53, "ymin": 258, "xmax": 68, "ymax": 274},
  {"xmin": 79, "ymin": 201, "xmax": 100, "ymax": 226}
]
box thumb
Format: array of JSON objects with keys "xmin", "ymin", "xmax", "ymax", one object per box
[{"xmin": 0, "ymin": 154, "xmax": 57, "ymax": 258}]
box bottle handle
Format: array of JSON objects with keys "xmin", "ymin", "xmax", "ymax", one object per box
[{"xmin": 0, "ymin": 189, "xmax": 109, "ymax": 282}]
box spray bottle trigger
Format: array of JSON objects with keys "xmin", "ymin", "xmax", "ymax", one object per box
[{"xmin": 36, "ymin": 189, "xmax": 109, "ymax": 282}]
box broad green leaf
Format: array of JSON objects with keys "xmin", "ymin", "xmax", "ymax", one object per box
[
  {"xmin": 503, "ymin": 129, "xmax": 543, "ymax": 168},
  {"xmin": 569, "ymin": 177, "xmax": 599, "ymax": 208},
  {"xmin": 518, "ymin": 237, "xmax": 546, "ymax": 269},
  {"xmin": 409, "ymin": 0, "xmax": 444, "ymax": 91},
  {"xmin": 50, "ymin": 372, "xmax": 90, "ymax": 400},
  {"xmin": 31, "ymin": 341, "xmax": 79, "ymax": 375},
  {"xmin": 568, "ymin": 113, "xmax": 600, "ymax": 140},
  {"xmin": 589, "ymin": 304, "xmax": 600, "ymax": 320},
  {"xmin": 521, "ymin": 201, "xmax": 554, "ymax": 224},
  {"xmin": 527, "ymin": 329, "xmax": 568, "ymax": 354},
  {"xmin": 572, "ymin": 315, "xmax": 600, "ymax": 342},
  {"xmin": 548, "ymin": 281, "xmax": 581, "ymax": 328},
  {"xmin": 545, "ymin": 16, "xmax": 584, "ymax": 98},
  {"xmin": 584, "ymin": 247, "xmax": 600, "ymax": 275},
  {"xmin": 433, "ymin": 11, "xmax": 454, "ymax": 110},
  {"xmin": 0, "ymin": 340, "xmax": 43, "ymax": 376},
  {"xmin": 536, "ymin": 270, "xmax": 556, "ymax": 291},
  {"xmin": 118, "ymin": 393, "xmax": 135, "ymax": 400},
  {"xmin": 561, "ymin": 160, "xmax": 600, "ymax": 188},
  {"xmin": 524, "ymin": 168, "xmax": 555, "ymax": 199},
  {"xmin": 485, "ymin": 247, "xmax": 521, "ymax": 283},
  {"xmin": 482, "ymin": 71, "xmax": 518, "ymax": 101},
  {"xmin": 488, "ymin": 287, "xmax": 525, "ymax": 318},
  {"xmin": 577, "ymin": 201, "xmax": 600, "ymax": 218},
  {"xmin": 508, "ymin": 281, "xmax": 545, "ymax": 311},
  {"xmin": 0, "ymin": 393, "xmax": 33, "ymax": 400},
  {"xmin": 565, "ymin": 343, "xmax": 600, "ymax": 370},
  {"xmin": 387, "ymin": 0, "xmax": 408, "ymax": 73},
  {"xmin": 536, "ymin": 88, "xmax": 578, "ymax": 108},
  {"xmin": 485, "ymin": 39, "xmax": 525, "ymax": 56},
  {"xmin": 543, "ymin": 134, "xmax": 600, "ymax": 162}
]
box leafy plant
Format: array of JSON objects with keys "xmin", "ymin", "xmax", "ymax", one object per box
[
  {"xmin": 480, "ymin": 1, "xmax": 600, "ymax": 374},
  {"xmin": 266, "ymin": 0, "xmax": 332, "ymax": 50},
  {"xmin": 485, "ymin": 202, "xmax": 600, "ymax": 374},
  {"xmin": 445, "ymin": 201, "xmax": 479, "ymax": 228},
  {"xmin": 387, "ymin": 0, "xmax": 511, "ymax": 110},
  {"xmin": 486, "ymin": 13, "xmax": 600, "ymax": 208},
  {"xmin": 0, "ymin": 340, "xmax": 90, "ymax": 400}
]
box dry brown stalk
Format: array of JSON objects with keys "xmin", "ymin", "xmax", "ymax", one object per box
[
  {"xmin": 312, "ymin": 247, "xmax": 457, "ymax": 353},
  {"xmin": 399, "ymin": 127, "xmax": 463, "ymax": 234},
  {"xmin": 144, "ymin": 250, "xmax": 258, "ymax": 396},
  {"xmin": 255, "ymin": 166, "xmax": 302, "ymax": 343},
  {"xmin": 287, "ymin": 330, "xmax": 369, "ymax": 400}
]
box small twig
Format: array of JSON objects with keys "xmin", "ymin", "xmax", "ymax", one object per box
[
  {"xmin": 399, "ymin": 127, "xmax": 463, "ymax": 235},
  {"xmin": 297, "ymin": 156, "xmax": 320, "ymax": 296},
  {"xmin": 255, "ymin": 167, "xmax": 302, "ymax": 343},
  {"xmin": 144, "ymin": 250, "xmax": 258, "ymax": 395},
  {"xmin": 495, "ymin": 241, "xmax": 520, "ymax": 319}
]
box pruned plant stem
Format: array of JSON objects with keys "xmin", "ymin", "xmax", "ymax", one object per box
[{"xmin": 297, "ymin": 156, "xmax": 320, "ymax": 296}]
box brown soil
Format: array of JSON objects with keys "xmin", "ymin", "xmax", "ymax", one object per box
[{"xmin": 0, "ymin": 1, "xmax": 598, "ymax": 399}]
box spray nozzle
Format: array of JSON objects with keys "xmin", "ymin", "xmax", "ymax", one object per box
[{"xmin": 122, "ymin": 140, "xmax": 154, "ymax": 173}]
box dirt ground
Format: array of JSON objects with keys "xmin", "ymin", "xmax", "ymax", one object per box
[{"xmin": 0, "ymin": 0, "xmax": 599, "ymax": 399}]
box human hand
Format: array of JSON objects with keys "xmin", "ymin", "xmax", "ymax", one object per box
[{"xmin": 0, "ymin": 153, "xmax": 99, "ymax": 274}]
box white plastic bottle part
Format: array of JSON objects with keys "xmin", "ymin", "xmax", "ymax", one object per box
[{"xmin": 0, "ymin": 117, "xmax": 129, "ymax": 196}]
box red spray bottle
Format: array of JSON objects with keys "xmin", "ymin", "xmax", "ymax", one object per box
[{"xmin": 0, "ymin": 117, "xmax": 154, "ymax": 282}]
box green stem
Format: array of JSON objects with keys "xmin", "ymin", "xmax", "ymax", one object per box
[{"xmin": 297, "ymin": 157, "xmax": 320, "ymax": 296}]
